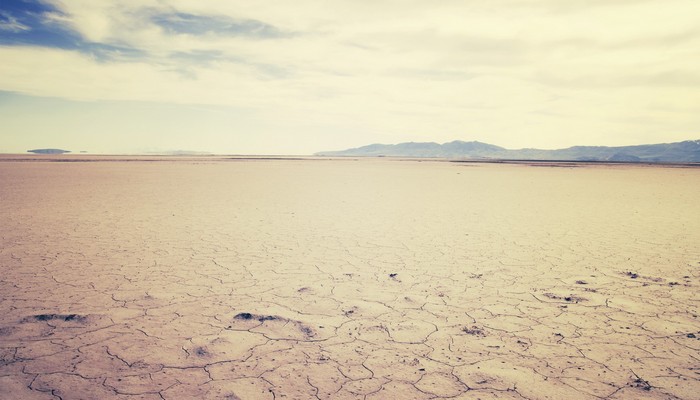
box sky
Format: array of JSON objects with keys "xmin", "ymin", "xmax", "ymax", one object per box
[{"xmin": 1, "ymin": 0, "xmax": 699, "ymax": 155}]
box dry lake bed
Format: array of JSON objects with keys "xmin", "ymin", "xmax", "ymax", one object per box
[{"xmin": 0, "ymin": 155, "xmax": 699, "ymax": 400}]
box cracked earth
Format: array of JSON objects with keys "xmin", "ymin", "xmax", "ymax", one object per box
[{"xmin": 1, "ymin": 156, "xmax": 699, "ymax": 399}]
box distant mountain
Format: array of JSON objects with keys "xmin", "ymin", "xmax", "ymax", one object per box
[
  {"xmin": 318, "ymin": 141, "xmax": 505, "ymax": 158},
  {"xmin": 28, "ymin": 148, "xmax": 71, "ymax": 154},
  {"xmin": 316, "ymin": 140, "xmax": 700, "ymax": 163}
]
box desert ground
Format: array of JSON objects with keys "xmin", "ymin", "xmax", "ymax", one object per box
[{"xmin": 0, "ymin": 155, "xmax": 698, "ymax": 400}]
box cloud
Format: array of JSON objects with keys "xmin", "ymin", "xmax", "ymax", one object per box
[
  {"xmin": 151, "ymin": 12, "xmax": 289, "ymax": 38},
  {"xmin": 0, "ymin": 0, "xmax": 699, "ymax": 152}
]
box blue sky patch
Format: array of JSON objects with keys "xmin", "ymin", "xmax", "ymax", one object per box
[
  {"xmin": 1, "ymin": 0, "xmax": 55, "ymax": 16},
  {"xmin": 0, "ymin": 0, "xmax": 142, "ymax": 61},
  {"xmin": 0, "ymin": 0, "xmax": 72, "ymax": 46}
]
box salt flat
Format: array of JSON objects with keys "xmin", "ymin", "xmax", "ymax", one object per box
[{"xmin": 0, "ymin": 156, "xmax": 698, "ymax": 399}]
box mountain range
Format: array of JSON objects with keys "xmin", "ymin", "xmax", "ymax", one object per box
[{"xmin": 316, "ymin": 140, "xmax": 700, "ymax": 163}]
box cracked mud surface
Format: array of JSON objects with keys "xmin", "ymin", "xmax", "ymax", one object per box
[{"xmin": 1, "ymin": 156, "xmax": 699, "ymax": 399}]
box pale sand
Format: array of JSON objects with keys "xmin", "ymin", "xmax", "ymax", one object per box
[{"xmin": 0, "ymin": 156, "xmax": 698, "ymax": 399}]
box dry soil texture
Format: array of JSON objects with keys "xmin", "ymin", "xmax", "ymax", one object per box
[{"xmin": 0, "ymin": 156, "xmax": 699, "ymax": 399}]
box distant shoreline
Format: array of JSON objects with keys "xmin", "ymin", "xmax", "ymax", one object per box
[{"xmin": 1, "ymin": 154, "xmax": 699, "ymax": 168}]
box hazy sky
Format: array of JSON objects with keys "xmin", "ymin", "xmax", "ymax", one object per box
[{"xmin": 1, "ymin": 0, "xmax": 699, "ymax": 154}]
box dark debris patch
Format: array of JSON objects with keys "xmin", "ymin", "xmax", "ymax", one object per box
[
  {"xmin": 462, "ymin": 326, "xmax": 486, "ymax": 336},
  {"xmin": 232, "ymin": 312, "xmax": 316, "ymax": 339},
  {"xmin": 299, "ymin": 325, "xmax": 315, "ymax": 338},
  {"xmin": 233, "ymin": 312, "xmax": 280, "ymax": 322},
  {"xmin": 622, "ymin": 271, "xmax": 667, "ymax": 283},
  {"xmin": 543, "ymin": 293, "xmax": 586, "ymax": 303},
  {"xmin": 0, "ymin": 326, "xmax": 14, "ymax": 336},
  {"xmin": 234, "ymin": 312, "xmax": 254, "ymax": 320},
  {"xmin": 26, "ymin": 314, "xmax": 87, "ymax": 323},
  {"xmin": 194, "ymin": 346, "xmax": 210, "ymax": 358},
  {"xmin": 631, "ymin": 376, "xmax": 652, "ymax": 391}
]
